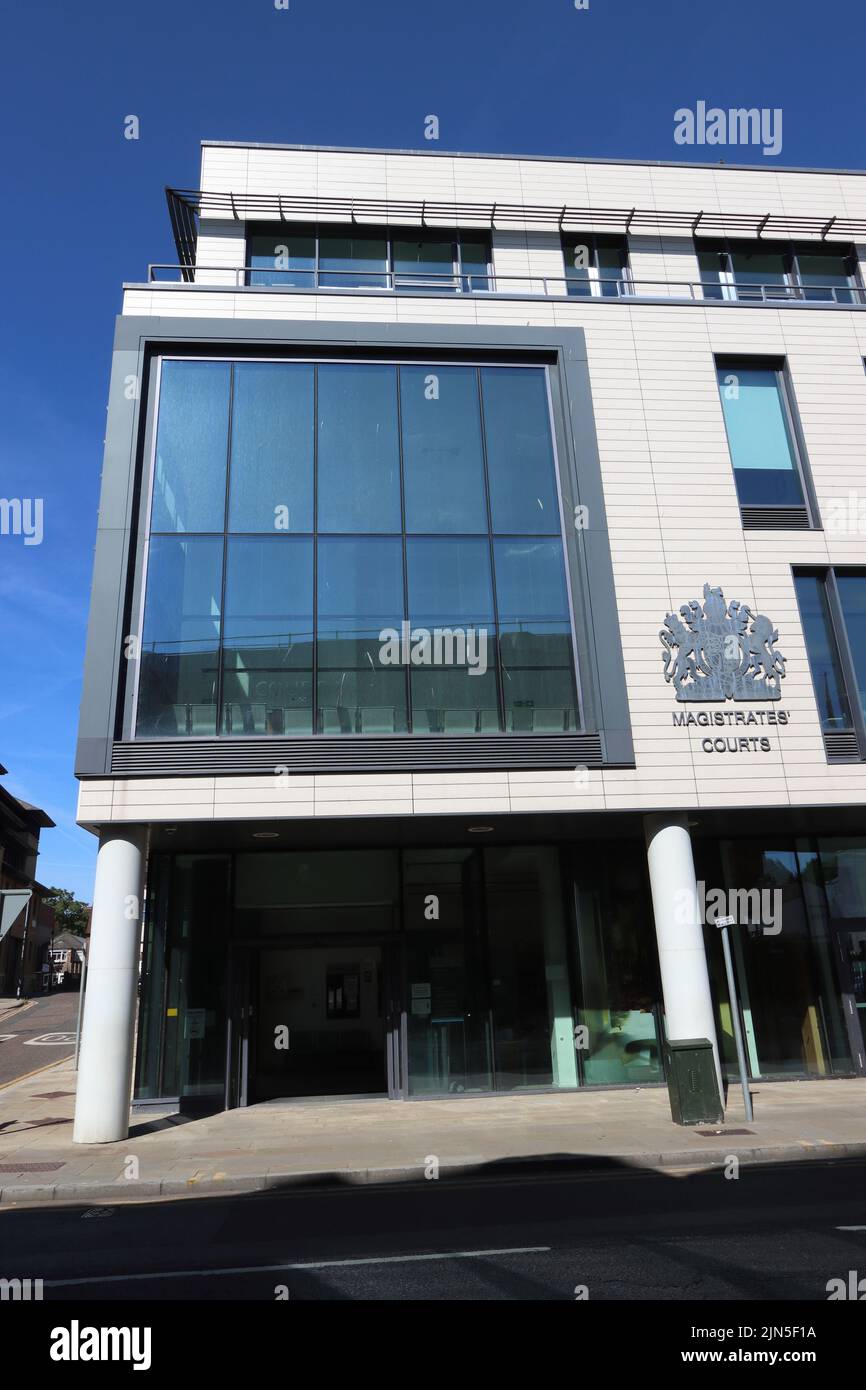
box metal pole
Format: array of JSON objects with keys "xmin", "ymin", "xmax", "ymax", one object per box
[
  {"xmin": 74, "ymin": 947, "xmax": 88, "ymax": 1070},
  {"xmin": 718, "ymin": 918, "xmax": 754, "ymax": 1122}
]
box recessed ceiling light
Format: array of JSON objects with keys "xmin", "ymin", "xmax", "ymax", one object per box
[
  {"xmin": 467, "ymin": 825, "xmax": 494, "ymax": 834},
  {"xmin": 253, "ymin": 831, "xmax": 280, "ymax": 839}
]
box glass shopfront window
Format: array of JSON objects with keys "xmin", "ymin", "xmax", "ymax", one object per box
[
  {"xmin": 571, "ymin": 842, "xmax": 663, "ymax": 1085},
  {"xmin": 136, "ymin": 854, "xmax": 231, "ymax": 1101},
  {"xmin": 707, "ymin": 841, "xmax": 852, "ymax": 1079},
  {"xmin": 137, "ymin": 358, "xmax": 580, "ymax": 738}
]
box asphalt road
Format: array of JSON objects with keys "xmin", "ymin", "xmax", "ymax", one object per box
[
  {"xmin": 1, "ymin": 1156, "xmax": 865, "ymax": 1302},
  {"xmin": 0, "ymin": 994, "xmax": 79, "ymax": 1086}
]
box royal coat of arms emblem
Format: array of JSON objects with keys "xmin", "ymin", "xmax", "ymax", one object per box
[{"xmin": 660, "ymin": 583, "xmax": 786, "ymax": 702}]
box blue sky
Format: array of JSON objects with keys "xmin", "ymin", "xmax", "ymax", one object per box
[{"xmin": 0, "ymin": 0, "xmax": 862, "ymax": 900}]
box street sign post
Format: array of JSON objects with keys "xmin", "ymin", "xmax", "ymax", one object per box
[{"xmin": 715, "ymin": 913, "xmax": 754, "ymax": 1122}]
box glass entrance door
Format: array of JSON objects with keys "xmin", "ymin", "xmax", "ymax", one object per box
[
  {"xmin": 253, "ymin": 945, "xmax": 388, "ymax": 1100},
  {"xmin": 233, "ymin": 943, "xmax": 404, "ymax": 1103}
]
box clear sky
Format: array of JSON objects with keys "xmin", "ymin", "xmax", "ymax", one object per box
[{"xmin": 0, "ymin": 0, "xmax": 862, "ymax": 901}]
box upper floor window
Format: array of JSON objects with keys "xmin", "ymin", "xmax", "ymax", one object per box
[
  {"xmin": 561, "ymin": 234, "xmax": 629, "ymax": 298},
  {"xmin": 247, "ymin": 225, "xmax": 491, "ymax": 293},
  {"xmin": 715, "ymin": 358, "xmax": 814, "ymax": 527},
  {"xmin": 136, "ymin": 358, "xmax": 578, "ymax": 741},
  {"xmin": 794, "ymin": 569, "xmax": 866, "ymax": 760},
  {"xmin": 698, "ymin": 239, "xmax": 861, "ymax": 304}
]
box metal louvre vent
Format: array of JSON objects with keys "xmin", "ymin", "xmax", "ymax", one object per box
[
  {"xmin": 823, "ymin": 731, "xmax": 863, "ymax": 763},
  {"xmin": 110, "ymin": 733, "xmax": 606, "ymax": 777},
  {"xmin": 740, "ymin": 505, "xmax": 811, "ymax": 530}
]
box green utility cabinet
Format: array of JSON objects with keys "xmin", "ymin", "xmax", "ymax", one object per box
[{"xmin": 665, "ymin": 1037, "xmax": 723, "ymax": 1126}]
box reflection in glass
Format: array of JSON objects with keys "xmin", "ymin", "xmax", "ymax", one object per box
[
  {"xmin": 796, "ymin": 250, "xmax": 855, "ymax": 303},
  {"xmin": 835, "ymin": 572, "xmax": 866, "ymax": 723},
  {"xmin": 247, "ymin": 231, "xmax": 316, "ymax": 288},
  {"xmin": 151, "ymin": 361, "xmax": 230, "ymax": 533},
  {"xmin": 404, "ymin": 850, "xmax": 492, "ymax": 1095},
  {"xmin": 317, "ymin": 365, "xmax": 401, "ymax": 532},
  {"xmin": 318, "ymin": 233, "xmax": 388, "ymax": 288},
  {"xmin": 571, "ymin": 842, "xmax": 662, "ymax": 1086},
  {"xmin": 794, "ymin": 573, "xmax": 853, "ymax": 731},
  {"xmin": 221, "ymin": 537, "xmax": 313, "ymax": 736},
  {"xmin": 137, "ymin": 536, "xmax": 222, "ymax": 736},
  {"xmin": 716, "ymin": 365, "xmax": 805, "ymax": 506},
  {"xmin": 401, "ymin": 366, "xmax": 487, "ymax": 532},
  {"xmin": 393, "ymin": 235, "xmax": 455, "ymax": 291},
  {"xmin": 715, "ymin": 842, "xmax": 852, "ymax": 1078},
  {"xmin": 228, "ymin": 363, "xmax": 314, "ymax": 532},
  {"xmin": 486, "ymin": 846, "xmax": 576, "ymax": 1089},
  {"xmin": 482, "ymin": 367, "xmax": 559, "ymax": 534}
]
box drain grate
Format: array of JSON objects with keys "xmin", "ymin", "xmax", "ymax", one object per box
[
  {"xmin": 695, "ymin": 1128, "xmax": 755, "ymax": 1137},
  {"xmin": 33, "ymin": 1091, "xmax": 75, "ymax": 1100},
  {"xmin": 0, "ymin": 1161, "xmax": 65, "ymax": 1172}
]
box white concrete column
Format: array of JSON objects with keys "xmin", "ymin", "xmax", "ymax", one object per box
[
  {"xmin": 644, "ymin": 814, "xmax": 722, "ymax": 1093},
  {"xmin": 73, "ymin": 826, "xmax": 146, "ymax": 1144}
]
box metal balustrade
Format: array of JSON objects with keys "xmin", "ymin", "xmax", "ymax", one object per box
[{"xmin": 145, "ymin": 263, "xmax": 866, "ymax": 305}]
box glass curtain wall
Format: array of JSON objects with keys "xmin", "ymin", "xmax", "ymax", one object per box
[{"xmin": 137, "ymin": 359, "xmax": 579, "ymax": 739}]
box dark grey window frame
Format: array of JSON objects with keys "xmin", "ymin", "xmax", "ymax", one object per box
[
  {"xmin": 794, "ymin": 566, "xmax": 866, "ymax": 763},
  {"xmin": 714, "ymin": 353, "xmax": 820, "ymax": 531},
  {"xmin": 245, "ymin": 223, "xmax": 492, "ymax": 293},
  {"xmin": 75, "ymin": 318, "xmax": 633, "ymax": 779}
]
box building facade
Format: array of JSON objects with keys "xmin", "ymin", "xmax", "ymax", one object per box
[
  {"xmin": 0, "ymin": 763, "xmax": 55, "ymax": 996},
  {"xmin": 73, "ymin": 141, "xmax": 866, "ymax": 1142}
]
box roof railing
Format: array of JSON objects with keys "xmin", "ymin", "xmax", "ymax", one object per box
[{"xmin": 144, "ymin": 264, "xmax": 866, "ymax": 306}]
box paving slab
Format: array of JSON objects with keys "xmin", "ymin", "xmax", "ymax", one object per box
[{"xmin": 0, "ymin": 1054, "xmax": 864, "ymax": 1206}]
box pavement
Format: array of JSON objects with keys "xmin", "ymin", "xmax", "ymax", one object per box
[
  {"xmin": 1, "ymin": 1055, "xmax": 865, "ymax": 1207},
  {"xmin": 0, "ymin": 993, "xmax": 79, "ymax": 1086}
]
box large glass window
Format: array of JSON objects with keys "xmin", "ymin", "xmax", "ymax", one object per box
[
  {"xmin": 795, "ymin": 569, "xmax": 866, "ymax": 748},
  {"xmin": 400, "ymin": 365, "xmax": 487, "ymax": 532},
  {"xmin": 151, "ymin": 361, "xmax": 230, "ymax": 533},
  {"xmin": 138, "ymin": 536, "xmax": 223, "ymax": 737},
  {"xmin": 316, "ymin": 364, "xmax": 401, "ymax": 532},
  {"xmin": 137, "ymin": 359, "xmax": 579, "ymax": 738},
  {"xmin": 228, "ymin": 363, "xmax": 314, "ymax": 533},
  {"xmin": 481, "ymin": 367, "xmax": 559, "ymax": 533},
  {"xmin": 709, "ymin": 842, "xmax": 852, "ymax": 1079},
  {"xmin": 793, "ymin": 573, "xmax": 854, "ymax": 732},
  {"xmin": 562, "ymin": 233, "xmax": 628, "ymax": 297},
  {"xmin": 248, "ymin": 230, "xmax": 316, "ymax": 288},
  {"xmin": 836, "ymin": 573, "xmax": 866, "ymax": 723},
  {"xmin": 715, "ymin": 362, "xmax": 807, "ymax": 508},
  {"xmin": 221, "ymin": 537, "xmax": 314, "ymax": 736},
  {"xmin": 246, "ymin": 225, "xmax": 491, "ymax": 294},
  {"xmin": 698, "ymin": 238, "xmax": 861, "ymax": 304}
]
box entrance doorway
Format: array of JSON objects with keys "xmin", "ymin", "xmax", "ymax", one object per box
[{"xmin": 229, "ymin": 942, "xmax": 404, "ymax": 1104}]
